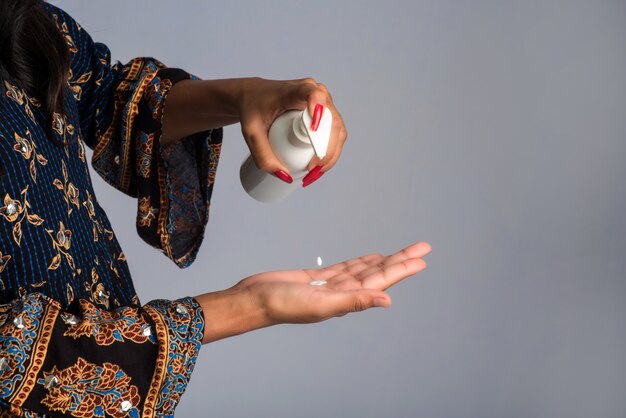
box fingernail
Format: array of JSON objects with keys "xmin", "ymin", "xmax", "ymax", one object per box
[
  {"xmin": 273, "ymin": 170, "xmax": 293, "ymax": 184},
  {"xmin": 310, "ymin": 103, "xmax": 324, "ymax": 131},
  {"xmin": 302, "ymin": 165, "xmax": 322, "ymax": 183},
  {"xmin": 373, "ymin": 298, "xmax": 388, "ymax": 308},
  {"xmin": 303, "ymin": 170, "xmax": 324, "ymax": 188}
]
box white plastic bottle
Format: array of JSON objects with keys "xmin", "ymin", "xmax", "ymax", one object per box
[{"xmin": 240, "ymin": 106, "xmax": 332, "ymax": 203}]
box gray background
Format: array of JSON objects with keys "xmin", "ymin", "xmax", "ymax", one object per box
[{"xmin": 52, "ymin": 1, "xmax": 626, "ymax": 417}]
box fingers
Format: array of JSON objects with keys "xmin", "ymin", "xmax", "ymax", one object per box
[
  {"xmin": 324, "ymin": 253, "xmax": 385, "ymax": 274},
  {"xmin": 360, "ymin": 257, "xmax": 428, "ymax": 291},
  {"xmin": 317, "ymin": 289, "xmax": 392, "ymax": 319},
  {"xmin": 305, "ymin": 106, "xmax": 347, "ymax": 173},
  {"xmin": 318, "ymin": 124, "xmax": 347, "ymax": 172},
  {"xmin": 286, "ymin": 78, "xmax": 348, "ymax": 178},
  {"xmin": 322, "ymin": 241, "xmax": 432, "ymax": 280},
  {"xmin": 241, "ymin": 115, "xmax": 290, "ymax": 174},
  {"xmin": 282, "ymin": 78, "xmax": 327, "ymax": 116},
  {"xmin": 382, "ymin": 242, "xmax": 432, "ymax": 268}
]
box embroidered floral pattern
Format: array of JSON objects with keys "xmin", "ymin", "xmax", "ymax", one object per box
[
  {"xmin": 81, "ymin": 190, "xmax": 104, "ymax": 242},
  {"xmin": 63, "ymin": 300, "xmax": 156, "ymax": 346},
  {"xmin": 143, "ymin": 298, "xmax": 204, "ymax": 416},
  {"xmin": 0, "ymin": 187, "xmax": 45, "ymax": 246},
  {"xmin": 148, "ymin": 79, "xmax": 172, "ymax": 119},
  {"xmin": 137, "ymin": 131, "xmax": 155, "ymax": 179},
  {"xmin": 38, "ymin": 357, "xmax": 141, "ymax": 418},
  {"xmin": 51, "ymin": 112, "xmax": 75, "ymax": 150},
  {"xmin": 0, "ymin": 294, "xmax": 58, "ymax": 406},
  {"xmin": 3, "ymin": 80, "xmax": 24, "ymax": 105},
  {"xmin": 3, "ymin": 81, "xmax": 39, "ymax": 124},
  {"xmin": 52, "ymin": 159, "xmax": 81, "ymax": 217},
  {"xmin": 10, "ymin": 130, "xmax": 48, "ymax": 183},
  {"xmin": 77, "ymin": 135, "xmax": 87, "ymax": 163},
  {"xmin": 66, "ymin": 283, "xmax": 75, "ymax": 305},
  {"xmin": 84, "ymin": 262, "xmax": 111, "ymax": 309},
  {"xmin": 52, "ymin": 13, "xmax": 78, "ymax": 54},
  {"xmin": 208, "ymin": 142, "xmax": 221, "ymax": 186},
  {"xmin": 0, "ymin": 401, "xmax": 42, "ymax": 417},
  {"xmin": 44, "ymin": 221, "xmax": 75, "ymax": 271},
  {"xmin": 68, "ymin": 68, "xmax": 92, "ymax": 101},
  {"xmin": 138, "ymin": 197, "xmax": 158, "ymax": 227}
]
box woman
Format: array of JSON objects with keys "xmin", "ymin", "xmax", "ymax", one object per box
[{"xmin": 0, "ymin": 1, "xmax": 431, "ymax": 416}]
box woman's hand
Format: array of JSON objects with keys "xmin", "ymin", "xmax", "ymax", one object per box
[
  {"xmin": 241, "ymin": 241, "xmax": 431, "ymax": 325},
  {"xmin": 237, "ymin": 77, "xmax": 347, "ymax": 186},
  {"xmin": 195, "ymin": 241, "xmax": 431, "ymax": 344},
  {"xmin": 161, "ymin": 77, "xmax": 347, "ymax": 187}
]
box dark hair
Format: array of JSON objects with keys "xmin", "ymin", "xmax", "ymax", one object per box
[{"xmin": 0, "ymin": 0, "xmax": 71, "ymax": 146}]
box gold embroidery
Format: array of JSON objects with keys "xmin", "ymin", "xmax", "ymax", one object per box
[
  {"xmin": 66, "ymin": 283, "xmax": 75, "ymax": 305},
  {"xmin": 4, "ymin": 80, "xmax": 23, "ymax": 104},
  {"xmin": 63, "ymin": 300, "xmax": 154, "ymax": 346},
  {"xmin": 0, "ymin": 251, "xmax": 11, "ymax": 274},
  {"xmin": 103, "ymin": 226, "xmax": 114, "ymax": 241},
  {"xmin": 137, "ymin": 132, "xmax": 155, "ymax": 179},
  {"xmin": 138, "ymin": 197, "xmax": 158, "ymax": 227},
  {"xmin": 84, "ymin": 264, "xmax": 110, "ymax": 309},
  {"xmin": 52, "ymin": 14, "xmax": 78, "ymax": 54},
  {"xmin": 208, "ymin": 142, "xmax": 222, "ymax": 186},
  {"xmin": 39, "ymin": 357, "xmax": 140, "ymax": 418},
  {"xmin": 45, "ymin": 221, "xmax": 75, "ymax": 270},
  {"xmin": 81, "ymin": 190, "xmax": 103, "ymax": 242},
  {"xmin": 53, "ymin": 160, "xmax": 80, "ymax": 217},
  {"xmin": 23, "ymin": 102, "xmax": 35, "ymax": 123},
  {"xmin": 150, "ymin": 79, "xmax": 172, "ymax": 119},
  {"xmin": 51, "ymin": 112, "xmax": 75, "ymax": 152},
  {"xmin": 68, "ymin": 68, "xmax": 92, "ymax": 101},
  {"xmin": 4, "ymin": 81, "xmax": 41, "ymax": 124},
  {"xmin": 8, "ymin": 297, "xmax": 61, "ymax": 407},
  {"xmin": 27, "ymin": 95, "xmax": 41, "ymax": 107},
  {"xmin": 4, "ymin": 78, "xmax": 40, "ymax": 125},
  {"xmin": 77, "ymin": 136, "xmax": 86, "ymax": 163},
  {"xmin": 108, "ymin": 259, "xmax": 120, "ymax": 278},
  {"xmin": 12, "ymin": 130, "xmax": 48, "ymax": 183},
  {"xmin": 0, "ymin": 186, "xmax": 45, "ymax": 246}
]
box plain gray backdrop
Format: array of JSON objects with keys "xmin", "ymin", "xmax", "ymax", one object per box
[{"xmin": 51, "ymin": 1, "xmax": 626, "ymax": 417}]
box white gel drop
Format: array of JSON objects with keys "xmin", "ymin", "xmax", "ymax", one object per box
[
  {"xmin": 316, "ymin": 256, "xmax": 323, "ymax": 267},
  {"xmin": 309, "ymin": 280, "xmax": 327, "ymax": 286}
]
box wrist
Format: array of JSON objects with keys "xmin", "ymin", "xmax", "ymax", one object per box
[
  {"xmin": 197, "ymin": 78, "xmax": 247, "ymax": 120},
  {"xmin": 194, "ymin": 284, "xmax": 270, "ymax": 345}
]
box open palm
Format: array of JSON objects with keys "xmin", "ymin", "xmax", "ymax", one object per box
[{"xmin": 235, "ymin": 241, "xmax": 432, "ymax": 325}]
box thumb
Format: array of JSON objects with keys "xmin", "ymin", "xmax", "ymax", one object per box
[
  {"xmin": 241, "ymin": 115, "xmax": 290, "ymax": 175},
  {"xmin": 326, "ymin": 290, "xmax": 392, "ymax": 316}
]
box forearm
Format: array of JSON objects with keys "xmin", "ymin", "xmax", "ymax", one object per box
[
  {"xmin": 160, "ymin": 78, "xmax": 250, "ymax": 146},
  {"xmin": 193, "ymin": 285, "xmax": 271, "ymax": 345}
]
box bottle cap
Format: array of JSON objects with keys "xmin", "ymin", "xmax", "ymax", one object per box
[{"xmin": 302, "ymin": 106, "xmax": 332, "ymax": 158}]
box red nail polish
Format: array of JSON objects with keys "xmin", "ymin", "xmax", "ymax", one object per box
[
  {"xmin": 273, "ymin": 170, "xmax": 293, "ymax": 184},
  {"xmin": 302, "ymin": 165, "xmax": 323, "ymax": 184},
  {"xmin": 310, "ymin": 104, "xmax": 324, "ymax": 132},
  {"xmin": 303, "ymin": 170, "xmax": 325, "ymax": 188}
]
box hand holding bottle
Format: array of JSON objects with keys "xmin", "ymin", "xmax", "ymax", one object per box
[
  {"xmin": 161, "ymin": 77, "xmax": 347, "ymax": 188},
  {"xmin": 237, "ymin": 77, "xmax": 347, "ymax": 186}
]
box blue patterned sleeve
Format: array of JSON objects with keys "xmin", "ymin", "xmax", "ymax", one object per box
[
  {"xmin": 0, "ymin": 293, "xmax": 204, "ymax": 418},
  {"xmin": 42, "ymin": 3, "xmax": 223, "ymax": 269}
]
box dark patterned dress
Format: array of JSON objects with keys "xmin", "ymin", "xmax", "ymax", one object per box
[{"xmin": 0, "ymin": 2, "xmax": 222, "ymax": 417}]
